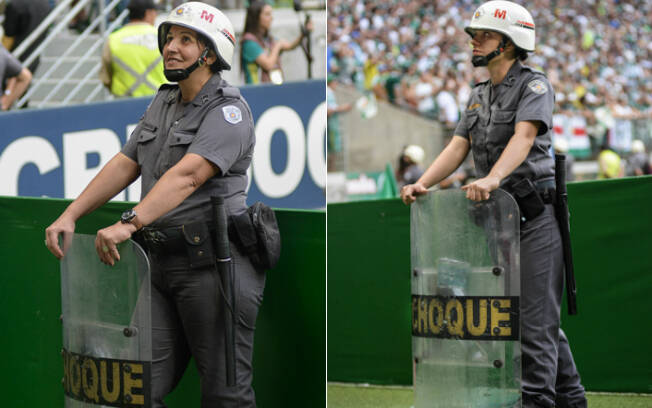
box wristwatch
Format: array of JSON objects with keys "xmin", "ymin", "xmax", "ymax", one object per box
[{"xmin": 120, "ymin": 209, "xmax": 143, "ymax": 231}]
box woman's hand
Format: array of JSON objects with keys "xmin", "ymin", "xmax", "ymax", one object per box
[
  {"xmin": 304, "ymin": 19, "xmax": 314, "ymax": 34},
  {"xmin": 400, "ymin": 182, "xmax": 428, "ymax": 205},
  {"xmin": 45, "ymin": 215, "xmax": 76, "ymax": 259},
  {"xmin": 461, "ymin": 175, "xmax": 500, "ymax": 201},
  {"xmin": 277, "ymin": 39, "xmax": 292, "ymax": 52},
  {"xmin": 95, "ymin": 222, "xmax": 137, "ymax": 266}
]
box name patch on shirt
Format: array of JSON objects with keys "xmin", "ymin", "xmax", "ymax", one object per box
[{"xmin": 528, "ymin": 79, "xmax": 548, "ymax": 95}]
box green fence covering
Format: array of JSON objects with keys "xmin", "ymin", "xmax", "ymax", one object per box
[
  {"xmin": 328, "ymin": 177, "xmax": 652, "ymax": 393},
  {"xmin": 0, "ymin": 197, "xmax": 325, "ymax": 407}
]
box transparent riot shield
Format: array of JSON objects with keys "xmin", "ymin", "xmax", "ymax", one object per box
[
  {"xmin": 60, "ymin": 233, "xmax": 151, "ymax": 408},
  {"xmin": 411, "ymin": 189, "xmax": 521, "ymax": 408}
]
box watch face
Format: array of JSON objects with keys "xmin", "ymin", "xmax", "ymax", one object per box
[{"xmin": 121, "ymin": 209, "xmax": 136, "ymax": 223}]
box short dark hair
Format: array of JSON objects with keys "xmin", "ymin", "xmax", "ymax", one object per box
[
  {"xmin": 128, "ymin": 0, "xmax": 156, "ymax": 21},
  {"xmin": 515, "ymin": 47, "xmax": 528, "ymax": 61},
  {"xmin": 502, "ymin": 36, "xmax": 528, "ymax": 61}
]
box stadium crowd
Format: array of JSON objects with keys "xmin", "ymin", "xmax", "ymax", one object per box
[{"xmin": 327, "ymin": 0, "xmax": 652, "ymax": 140}]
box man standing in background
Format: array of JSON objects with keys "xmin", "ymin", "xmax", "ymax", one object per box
[
  {"xmin": 2, "ymin": 0, "xmax": 51, "ymax": 75},
  {"xmin": 100, "ymin": 0, "xmax": 166, "ymax": 97},
  {"xmin": 0, "ymin": 44, "xmax": 32, "ymax": 111}
]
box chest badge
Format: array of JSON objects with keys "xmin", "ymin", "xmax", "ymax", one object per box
[
  {"xmin": 528, "ymin": 79, "xmax": 548, "ymax": 95},
  {"xmin": 222, "ymin": 105, "xmax": 242, "ymax": 124},
  {"xmin": 469, "ymin": 103, "xmax": 482, "ymax": 110}
]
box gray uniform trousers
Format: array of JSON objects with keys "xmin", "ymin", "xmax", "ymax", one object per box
[
  {"xmin": 520, "ymin": 205, "xmax": 586, "ymax": 408},
  {"xmin": 148, "ymin": 243, "xmax": 265, "ymax": 408}
]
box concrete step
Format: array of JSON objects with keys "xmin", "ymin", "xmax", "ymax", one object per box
[
  {"xmin": 27, "ymin": 81, "xmax": 104, "ymax": 105},
  {"xmin": 41, "ymin": 31, "xmax": 104, "ymax": 58},
  {"xmin": 27, "ymin": 29, "xmax": 106, "ymax": 107},
  {"xmin": 36, "ymin": 57, "xmax": 101, "ymax": 79}
]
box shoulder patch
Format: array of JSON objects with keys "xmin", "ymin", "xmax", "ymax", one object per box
[
  {"xmin": 527, "ymin": 79, "xmax": 548, "ymax": 95},
  {"xmin": 222, "ymin": 105, "xmax": 242, "ymax": 124}
]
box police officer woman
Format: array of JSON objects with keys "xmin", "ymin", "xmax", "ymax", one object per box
[
  {"xmin": 401, "ymin": 2, "xmax": 586, "ymax": 407},
  {"xmin": 46, "ymin": 3, "xmax": 263, "ymax": 406}
]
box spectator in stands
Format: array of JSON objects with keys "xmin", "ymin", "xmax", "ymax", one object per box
[
  {"xmin": 627, "ymin": 140, "xmax": 650, "ymax": 176},
  {"xmin": 597, "ymin": 142, "xmax": 624, "ymax": 179},
  {"xmin": 395, "ymin": 144, "xmax": 425, "ymax": 188},
  {"xmin": 2, "ymin": 0, "xmax": 51, "ymax": 75},
  {"xmin": 0, "ymin": 44, "xmax": 32, "ymax": 111},
  {"xmin": 327, "ymin": 75, "xmax": 353, "ymax": 172},
  {"xmin": 99, "ymin": 0, "xmax": 166, "ymax": 97},
  {"xmin": 240, "ymin": 0, "xmax": 312, "ymax": 84},
  {"xmin": 328, "ymin": 0, "xmax": 651, "ymax": 144}
]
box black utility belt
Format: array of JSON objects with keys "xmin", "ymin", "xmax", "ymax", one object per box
[
  {"xmin": 136, "ymin": 221, "xmax": 217, "ymax": 269},
  {"xmin": 134, "ymin": 203, "xmax": 281, "ymax": 272}
]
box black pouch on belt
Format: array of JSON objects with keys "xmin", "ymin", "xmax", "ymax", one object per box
[
  {"xmin": 181, "ymin": 221, "xmax": 216, "ymax": 269},
  {"xmin": 512, "ymin": 178, "xmax": 545, "ymax": 221},
  {"xmin": 229, "ymin": 202, "xmax": 281, "ymax": 270}
]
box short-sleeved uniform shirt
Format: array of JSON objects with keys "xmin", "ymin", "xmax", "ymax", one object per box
[
  {"xmin": 454, "ymin": 61, "xmax": 555, "ymax": 187},
  {"xmin": 0, "ymin": 46, "xmax": 23, "ymax": 93},
  {"xmin": 122, "ymin": 74, "xmax": 255, "ymax": 228}
]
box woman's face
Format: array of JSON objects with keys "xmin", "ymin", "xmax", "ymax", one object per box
[
  {"xmin": 259, "ymin": 5, "xmax": 273, "ymax": 32},
  {"xmin": 163, "ymin": 25, "xmax": 204, "ymax": 71},
  {"xmin": 470, "ymin": 30, "xmax": 502, "ymax": 57}
]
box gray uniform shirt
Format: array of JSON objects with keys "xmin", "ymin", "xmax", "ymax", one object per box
[
  {"xmin": 0, "ymin": 46, "xmax": 23, "ymax": 93},
  {"xmin": 454, "ymin": 61, "xmax": 555, "ymax": 187},
  {"xmin": 122, "ymin": 74, "xmax": 255, "ymax": 228}
]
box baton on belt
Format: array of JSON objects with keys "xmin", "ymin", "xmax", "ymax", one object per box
[
  {"xmin": 554, "ymin": 154, "xmax": 578, "ymax": 315},
  {"xmin": 211, "ymin": 196, "xmax": 237, "ymax": 386}
]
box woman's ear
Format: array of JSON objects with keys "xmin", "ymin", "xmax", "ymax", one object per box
[{"xmin": 206, "ymin": 50, "xmax": 218, "ymax": 66}]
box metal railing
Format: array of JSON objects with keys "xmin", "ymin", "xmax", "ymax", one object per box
[{"xmin": 12, "ymin": 0, "xmax": 127, "ymax": 109}]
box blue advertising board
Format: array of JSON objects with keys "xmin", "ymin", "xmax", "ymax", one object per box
[{"xmin": 0, "ymin": 80, "xmax": 325, "ymax": 209}]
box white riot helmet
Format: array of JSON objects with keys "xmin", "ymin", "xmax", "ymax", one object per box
[
  {"xmin": 158, "ymin": 2, "xmax": 236, "ymax": 80},
  {"xmin": 404, "ymin": 145, "xmax": 425, "ymax": 165},
  {"xmin": 465, "ymin": 0, "xmax": 535, "ymax": 66},
  {"xmin": 632, "ymin": 140, "xmax": 645, "ymax": 153}
]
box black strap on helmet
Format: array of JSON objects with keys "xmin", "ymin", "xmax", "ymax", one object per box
[
  {"xmin": 164, "ymin": 48, "xmax": 210, "ymax": 82},
  {"xmin": 472, "ymin": 36, "xmax": 508, "ymax": 67}
]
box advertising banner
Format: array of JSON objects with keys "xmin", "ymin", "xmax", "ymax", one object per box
[{"xmin": 0, "ymin": 80, "xmax": 325, "ymax": 209}]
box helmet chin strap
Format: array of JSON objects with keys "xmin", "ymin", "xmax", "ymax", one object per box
[
  {"xmin": 472, "ymin": 37, "xmax": 508, "ymax": 67},
  {"xmin": 164, "ymin": 48, "xmax": 210, "ymax": 82}
]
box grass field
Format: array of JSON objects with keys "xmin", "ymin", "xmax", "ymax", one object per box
[{"xmin": 328, "ymin": 383, "xmax": 652, "ymax": 408}]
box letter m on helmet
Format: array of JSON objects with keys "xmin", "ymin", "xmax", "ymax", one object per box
[
  {"xmin": 494, "ymin": 9, "xmax": 506, "ymax": 19},
  {"xmin": 201, "ymin": 10, "xmax": 214, "ymax": 23}
]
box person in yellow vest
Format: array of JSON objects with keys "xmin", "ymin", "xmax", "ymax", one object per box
[
  {"xmin": 99, "ymin": 0, "xmax": 166, "ymax": 97},
  {"xmin": 597, "ymin": 142, "xmax": 624, "ymax": 179}
]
